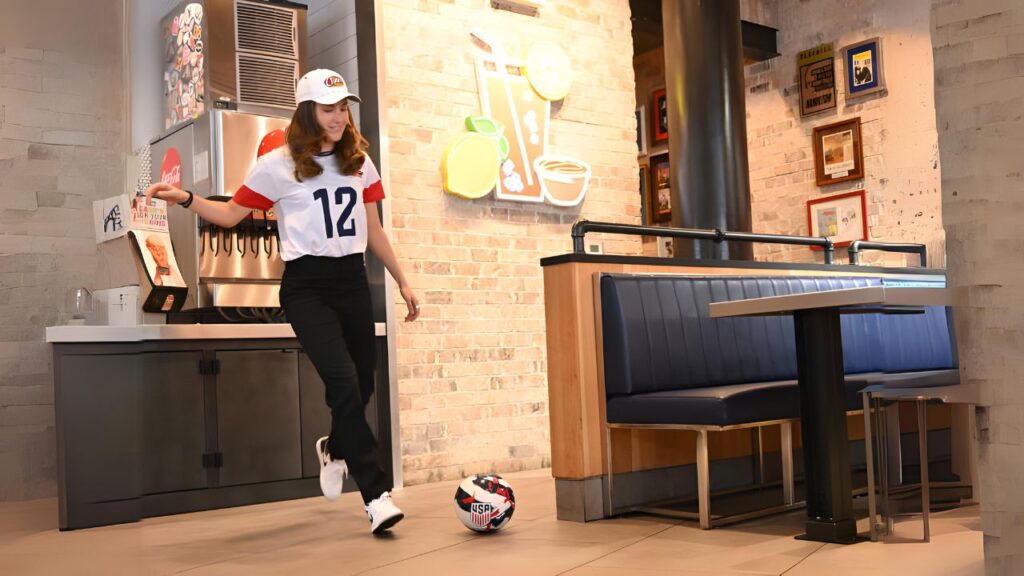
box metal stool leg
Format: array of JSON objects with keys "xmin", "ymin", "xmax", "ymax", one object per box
[
  {"xmin": 863, "ymin": 391, "xmax": 879, "ymax": 541},
  {"xmin": 697, "ymin": 430, "xmax": 711, "ymax": 529},
  {"xmin": 751, "ymin": 427, "xmax": 765, "ymax": 485},
  {"xmin": 917, "ymin": 399, "xmax": 931, "ymax": 542},
  {"xmin": 885, "ymin": 400, "xmax": 903, "ymax": 486},
  {"xmin": 875, "ymin": 396, "xmax": 893, "ymax": 538},
  {"xmin": 781, "ymin": 422, "xmax": 795, "ymax": 506}
]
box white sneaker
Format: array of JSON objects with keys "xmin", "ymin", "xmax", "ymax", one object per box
[
  {"xmin": 365, "ymin": 491, "xmax": 404, "ymax": 534},
  {"xmin": 316, "ymin": 436, "xmax": 348, "ymax": 502}
]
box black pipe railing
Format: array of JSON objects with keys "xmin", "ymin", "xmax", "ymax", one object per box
[
  {"xmin": 570, "ymin": 220, "xmax": 836, "ymax": 264},
  {"xmin": 847, "ymin": 240, "xmax": 927, "ymax": 267}
]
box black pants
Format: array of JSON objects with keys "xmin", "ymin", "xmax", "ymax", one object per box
[{"xmin": 279, "ymin": 253, "xmax": 389, "ymax": 504}]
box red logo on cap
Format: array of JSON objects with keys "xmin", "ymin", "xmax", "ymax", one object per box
[
  {"xmin": 160, "ymin": 147, "xmax": 182, "ymax": 188},
  {"xmin": 324, "ymin": 75, "xmax": 345, "ymax": 88}
]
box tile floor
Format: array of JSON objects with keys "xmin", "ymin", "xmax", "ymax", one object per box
[{"xmin": 0, "ymin": 468, "xmax": 983, "ymax": 575}]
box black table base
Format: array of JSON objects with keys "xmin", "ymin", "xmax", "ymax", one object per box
[
  {"xmin": 796, "ymin": 520, "xmax": 860, "ymax": 545},
  {"xmin": 793, "ymin": 307, "xmax": 859, "ymax": 544}
]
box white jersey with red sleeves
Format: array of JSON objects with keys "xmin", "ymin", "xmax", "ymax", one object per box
[{"xmin": 232, "ymin": 147, "xmax": 385, "ymax": 261}]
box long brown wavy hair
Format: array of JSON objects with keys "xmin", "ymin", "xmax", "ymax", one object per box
[{"xmin": 287, "ymin": 100, "xmax": 368, "ymax": 181}]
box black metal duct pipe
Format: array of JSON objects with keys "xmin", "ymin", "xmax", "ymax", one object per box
[{"xmin": 663, "ymin": 0, "xmax": 753, "ymax": 260}]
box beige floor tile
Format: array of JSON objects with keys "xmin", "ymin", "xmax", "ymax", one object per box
[
  {"xmin": 499, "ymin": 515, "xmax": 677, "ymax": 545},
  {"xmin": 0, "ymin": 470, "xmax": 984, "ymax": 576},
  {"xmin": 174, "ymin": 517, "xmax": 479, "ymax": 575},
  {"xmin": 585, "ymin": 524, "xmax": 820, "ymax": 575},
  {"xmin": 782, "ymin": 530, "xmax": 984, "ymax": 576},
  {"xmin": 562, "ymin": 567, "xmax": 775, "ymax": 576},
  {"xmin": 356, "ymin": 537, "xmax": 631, "ymax": 576}
]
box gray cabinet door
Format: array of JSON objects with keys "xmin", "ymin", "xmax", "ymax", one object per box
[
  {"xmin": 141, "ymin": 351, "xmax": 207, "ymax": 494},
  {"xmin": 57, "ymin": 353, "xmax": 143, "ymax": 528},
  {"xmin": 215, "ymin": 349, "xmax": 302, "ymax": 486}
]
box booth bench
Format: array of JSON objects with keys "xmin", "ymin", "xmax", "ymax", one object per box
[{"xmin": 600, "ymin": 273, "xmax": 956, "ymax": 528}]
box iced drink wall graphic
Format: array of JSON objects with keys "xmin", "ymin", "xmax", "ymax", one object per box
[
  {"xmin": 477, "ymin": 57, "xmax": 550, "ymax": 202},
  {"xmin": 442, "ymin": 32, "xmax": 589, "ymax": 207}
]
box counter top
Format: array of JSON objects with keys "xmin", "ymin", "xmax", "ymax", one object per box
[{"xmin": 46, "ymin": 322, "xmax": 387, "ymax": 343}]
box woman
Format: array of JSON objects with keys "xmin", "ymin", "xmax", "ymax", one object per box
[{"xmin": 144, "ymin": 69, "xmax": 418, "ymax": 535}]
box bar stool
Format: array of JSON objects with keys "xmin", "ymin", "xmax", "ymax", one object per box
[{"xmin": 861, "ymin": 375, "xmax": 976, "ymax": 542}]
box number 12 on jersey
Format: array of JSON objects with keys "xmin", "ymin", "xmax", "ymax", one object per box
[{"xmin": 313, "ymin": 187, "xmax": 357, "ymax": 238}]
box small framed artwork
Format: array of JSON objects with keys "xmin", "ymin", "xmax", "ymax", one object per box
[
  {"xmin": 798, "ymin": 42, "xmax": 837, "ymax": 117},
  {"xmin": 648, "ymin": 153, "xmax": 671, "ymax": 223},
  {"xmin": 651, "ymin": 88, "xmax": 668, "ymax": 143},
  {"xmin": 812, "ymin": 117, "xmax": 863, "ymax": 186},
  {"xmin": 806, "ymin": 189, "xmax": 868, "ymax": 249},
  {"xmin": 843, "ymin": 38, "xmax": 885, "ymax": 99},
  {"xmin": 636, "ymin": 105, "xmax": 648, "ymax": 156},
  {"xmin": 639, "ymin": 161, "xmax": 649, "ymax": 224}
]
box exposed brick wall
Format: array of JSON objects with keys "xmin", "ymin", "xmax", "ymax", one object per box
[
  {"xmin": 631, "ymin": 1, "xmax": 943, "ymax": 264},
  {"xmin": 931, "ymin": 1, "xmax": 1024, "ymax": 573},
  {"xmin": 0, "ymin": 0, "xmax": 126, "ymax": 500},
  {"xmin": 379, "ymin": 0, "xmax": 640, "ymax": 485},
  {"xmin": 744, "ymin": 0, "xmax": 944, "ymax": 266}
]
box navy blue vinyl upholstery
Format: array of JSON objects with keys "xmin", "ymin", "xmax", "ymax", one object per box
[
  {"xmin": 601, "ymin": 274, "xmax": 956, "ymax": 427},
  {"xmin": 879, "ymin": 310, "xmax": 955, "ymax": 373}
]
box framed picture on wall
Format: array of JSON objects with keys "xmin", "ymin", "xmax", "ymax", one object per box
[
  {"xmin": 639, "ymin": 161, "xmax": 649, "ymax": 224},
  {"xmin": 843, "ymin": 38, "xmax": 885, "ymax": 99},
  {"xmin": 636, "ymin": 105, "xmax": 648, "ymax": 156},
  {"xmin": 812, "ymin": 117, "xmax": 864, "ymax": 186},
  {"xmin": 806, "ymin": 189, "xmax": 868, "ymax": 249},
  {"xmin": 798, "ymin": 42, "xmax": 837, "ymax": 117},
  {"xmin": 649, "ymin": 153, "xmax": 671, "ymax": 223},
  {"xmin": 652, "ymin": 88, "xmax": 668, "ymax": 144}
]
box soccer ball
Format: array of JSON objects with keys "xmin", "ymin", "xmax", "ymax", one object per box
[{"xmin": 453, "ymin": 474, "xmax": 516, "ymax": 532}]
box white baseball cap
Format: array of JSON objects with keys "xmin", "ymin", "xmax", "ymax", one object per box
[{"xmin": 295, "ymin": 69, "xmax": 362, "ymax": 105}]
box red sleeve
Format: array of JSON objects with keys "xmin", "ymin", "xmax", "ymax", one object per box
[
  {"xmin": 233, "ymin": 185, "xmax": 274, "ymax": 210},
  {"xmin": 363, "ymin": 180, "xmax": 385, "ymax": 203}
]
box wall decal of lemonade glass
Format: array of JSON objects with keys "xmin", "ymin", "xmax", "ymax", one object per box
[{"xmin": 441, "ymin": 32, "xmax": 591, "ymax": 206}]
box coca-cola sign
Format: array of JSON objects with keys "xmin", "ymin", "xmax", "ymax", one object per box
[{"xmin": 160, "ymin": 147, "xmax": 182, "ymax": 188}]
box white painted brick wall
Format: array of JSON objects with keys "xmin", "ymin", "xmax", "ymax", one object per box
[
  {"xmin": 0, "ymin": 0, "xmax": 126, "ymax": 501},
  {"xmin": 744, "ymin": 0, "xmax": 944, "ymax": 267},
  {"xmin": 932, "ymin": 0, "xmax": 1024, "ymax": 573}
]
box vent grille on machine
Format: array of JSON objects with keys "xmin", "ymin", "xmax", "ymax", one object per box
[
  {"xmin": 235, "ymin": 0, "xmax": 298, "ymax": 58},
  {"xmin": 237, "ymin": 53, "xmax": 298, "ymax": 107}
]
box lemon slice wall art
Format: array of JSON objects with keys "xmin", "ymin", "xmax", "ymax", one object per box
[
  {"xmin": 525, "ymin": 41, "xmax": 573, "ymax": 101},
  {"xmin": 441, "ymin": 133, "xmax": 502, "ymax": 200}
]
